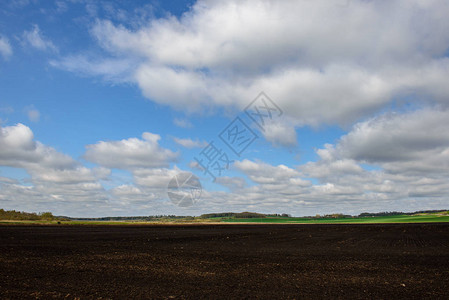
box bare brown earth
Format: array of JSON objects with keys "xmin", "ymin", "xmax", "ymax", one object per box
[{"xmin": 0, "ymin": 223, "xmax": 448, "ymax": 299}]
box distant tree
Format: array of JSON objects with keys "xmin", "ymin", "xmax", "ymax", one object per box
[
  {"xmin": 200, "ymin": 212, "xmax": 237, "ymax": 218},
  {"xmin": 39, "ymin": 212, "xmax": 54, "ymax": 220},
  {"xmin": 234, "ymin": 212, "xmax": 266, "ymax": 218}
]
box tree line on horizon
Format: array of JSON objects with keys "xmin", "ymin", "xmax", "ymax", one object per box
[
  {"xmin": 0, "ymin": 209, "xmax": 58, "ymax": 221},
  {"xmin": 1, "ymin": 208, "xmax": 447, "ymax": 221}
]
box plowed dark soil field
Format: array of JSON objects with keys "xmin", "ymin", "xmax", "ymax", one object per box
[{"xmin": 1, "ymin": 223, "xmax": 448, "ymax": 299}]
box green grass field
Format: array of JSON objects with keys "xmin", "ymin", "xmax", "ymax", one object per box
[{"xmin": 222, "ymin": 213, "xmax": 449, "ymax": 224}]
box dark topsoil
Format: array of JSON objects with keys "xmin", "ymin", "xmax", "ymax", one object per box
[{"xmin": 0, "ymin": 223, "xmax": 448, "ymax": 299}]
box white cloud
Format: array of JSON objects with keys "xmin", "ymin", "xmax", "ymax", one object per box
[
  {"xmin": 84, "ymin": 132, "xmax": 178, "ymax": 169},
  {"xmin": 215, "ymin": 176, "xmax": 247, "ymax": 191},
  {"xmin": 133, "ymin": 167, "xmax": 181, "ymax": 188},
  {"xmin": 188, "ymin": 160, "xmax": 202, "ymax": 171},
  {"xmin": 109, "ymin": 184, "xmax": 151, "ymax": 205},
  {"xmin": 0, "ymin": 123, "xmax": 110, "ymax": 215},
  {"xmin": 235, "ymin": 159, "xmax": 310, "ymax": 187},
  {"xmin": 29, "ymin": 166, "xmax": 109, "ymax": 185},
  {"xmin": 0, "ymin": 123, "xmax": 74, "ymax": 169},
  {"xmin": 0, "ymin": 124, "xmax": 110, "ymax": 184},
  {"xmin": 0, "ymin": 123, "xmax": 187, "ymax": 216},
  {"xmin": 0, "ymin": 119, "xmax": 447, "ymax": 216},
  {"xmin": 0, "ymin": 36, "xmax": 12, "ymax": 59},
  {"xmin": 261, "ymin": 119, "xmax": 297, "ymax": 147},
  {"xmin": 54, "ymin": 0, "xmax": 449, "ymax": 129},
  {"xmin": 111, "ymin": 184, "xmax": 143, "ymax": 197},
  {"xmin": 173, "ymin": 118, "xmax": 193, "ymax": 128},
  {"xmin": 296, "ymin": 108, "xmax": 449, "ymax": 213},
  {"xmin": 0, "ymin": 124, "xmax": 199, "ymax": 216},
  {"xmin": 322, "ymin": 108, "xmax": 449, "ymax": 175},
  {"xmin": 22, "ymin": 25, "xmax": 57, "ymax": 52},
  {"xmin": 173, "ymin": 137, "xmax": 207, "ymax": 148},
  {"xmin": 302, "ymin": 157, "xmax": 363, "ymax": 180}
]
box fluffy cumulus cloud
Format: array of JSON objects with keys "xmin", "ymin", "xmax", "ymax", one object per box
[
  {"xmin": 84, "ymin": 132, "xmax": 178, "ymax": 169},
  {"xmin": 235, "ymin": 159, "xmax": 309, "ymax": 186},
  {"xmin": 314, "ymin": 109, "xmax": 449, "ymax": 175},
  {"xmin": 0, "ymin": 124, "xmax": 189, "ymax": 216},
  {"xmin": 0, "ymin": 123, "xmax": 215, "ymax": 216},
  {"xmin": 0, "ymin": 123, "xmax": 74, "ymax": 169},
  {"xmin": 298, "ymin": 108, "xmax": 449, "ymax": 212},
  {"xmin": 196, "ymin": 159, "xmax": 313, "ymax": 214},
  {"xmin": 54, "ymin": 0, "xmax": 449, "ymax": 127},
  {"xmin": 0, "ymin": 123, "xmax": 110, "ymax": 215},
  {"xmin": 261, "ymin": 119, "xmax": 297, "ymax": 147},
  {"xmin": 1, "ymin": 120, "xmax": 448, "ymax": 216},
  {"xmin": 222, "ymin": 155, "xmax": 449, "ymax": 215},
  {"xmin": 0, "ymin": 123, "xmax": 111, "ymax": 185}
]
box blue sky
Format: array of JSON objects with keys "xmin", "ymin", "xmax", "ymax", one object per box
[{"xmin": 1, "ymin": 0, "xmax": 449, "ymax": 217}]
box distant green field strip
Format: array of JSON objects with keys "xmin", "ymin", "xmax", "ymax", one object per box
[{"xmin": 222, "ymin": 214, "xmax": 449, "ymax": 223}]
